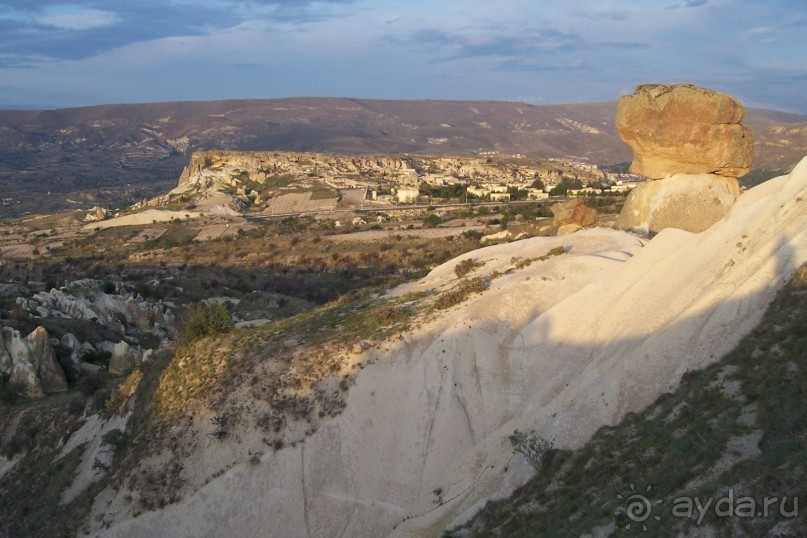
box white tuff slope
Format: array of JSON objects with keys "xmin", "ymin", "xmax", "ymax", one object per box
[{"xmin": 102, "ymin": 157, "xmax": 807, "ymax": 537}]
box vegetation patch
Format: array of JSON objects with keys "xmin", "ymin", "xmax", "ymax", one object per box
[
  {"xmin": 178, "ymin": 302, "xmax": 233, "ymax": 346},
  {"xmin": 454, "ymin": 258, "xmax": 485, "ymax": 278},
  {"xmin": 105, "ymin": 369, "xmax": 144, "ymax": 416},
  {"xmin": 433, "ymin": 277, "xmax": 489, "ymax": 310},
  {"xmin": 510, "ymin": 245, "xmax": 567, "ymax": 270}
]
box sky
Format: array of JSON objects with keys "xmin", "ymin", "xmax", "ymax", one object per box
[{"xmin": 1, "ymin": 0, "xmax": 806, "ymax": 112}]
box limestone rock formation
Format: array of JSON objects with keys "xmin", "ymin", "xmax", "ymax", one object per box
[
  {"xmin": 61, "ymin": 333, "xmax": 85, "ymax": 371},
  {"xmin": 84, "ymin": 206, "xmax": 108, "ymax": 222},
  {"xmin": 22, "ymin": 279, "xmax": 175, "ymax": 336},
  {"xmin": 108, "ymin": 341, "xmax": 136, "ymax": 376},
  {"xmin": 616, "ymin": 174, "xmax": 740, "ymax": 234},
  {"xmin": 616, "ymin": 84, "xmax": 754, "ymax": 179},
  {"xmin": 0, "ymin": 326, "xmax": 67, "ymax": 396},
  {"xmin": 551, "ymin": 198, "xmax": 598, "ymax": 228}
]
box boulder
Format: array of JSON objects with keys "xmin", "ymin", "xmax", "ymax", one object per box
[
  {"xmin": 557, "ymin": 223, "xmax": 583, "ymax": 236},
  {"xmin": 615, "ymin": 174, "xmax": 739, "ymax": 234},
  {"xmin": 551, "ymin": 199, "xmax": 598, "ymax": 228},
  {"xmin": 616, "ymin": 83, "xmax": 754, "ymax": 179},
  {"xmin": 108, "ymin": 341, "xmax": 135, "ymax": 375}
]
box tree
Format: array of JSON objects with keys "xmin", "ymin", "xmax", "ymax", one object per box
[
  {"xmin": 549, "ymin": 184, "xmax": 568, "ymax": 196},
  {"xmin": 423, "ymin": 214, "xmax": 442, "ymax": 228}
]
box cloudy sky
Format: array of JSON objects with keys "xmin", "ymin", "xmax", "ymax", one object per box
[{"xmin": 1, "ymin": 0, "xmax": 806, "ymax": 111}]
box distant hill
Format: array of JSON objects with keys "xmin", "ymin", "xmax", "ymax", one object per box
[{"xmin": 1, "ymin": 98, "xmax": 805, "ymax": 216}]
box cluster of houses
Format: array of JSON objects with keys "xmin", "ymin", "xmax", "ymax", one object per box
[
  {"xmin": 383, "ymin": 179, "xmax": 637, "ymax": 205},
  {"xmin": 262, "ymin": 153, "xmax": 643, "ymax": 206}
]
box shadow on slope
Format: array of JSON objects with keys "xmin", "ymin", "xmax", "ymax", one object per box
[{"xmin": 448, "ymin": 263, "xmax": 807, "ymax": 537}]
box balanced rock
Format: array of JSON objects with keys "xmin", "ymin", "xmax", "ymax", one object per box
[
  {"xmin": 551, "ymin": 199, "xmax": 598, "ymax": 228},
  {"xmin": 616, "ymin": 84, "xmax": 754, "ymax": 179}
]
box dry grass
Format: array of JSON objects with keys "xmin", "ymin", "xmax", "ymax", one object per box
[
  {"xmin": 433, "ymin": 277, "xmax": 489, "ymax": 310},
  {"xmin": 454, "ymin": 258, "xmax": 485, "ymax": 278},
  {"xmin": 105, "ymin": 369, "xmax": 144, "ymax": 416}
]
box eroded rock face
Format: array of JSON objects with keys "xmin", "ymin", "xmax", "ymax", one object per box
[{"xmin": 616, "ymin": 84, "xmax": 754, "ymax": 179}]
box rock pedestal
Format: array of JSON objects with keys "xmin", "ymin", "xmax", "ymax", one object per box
[{"xmin": 615, "ymin": 174, "xmax": 739, "ymax": 234}]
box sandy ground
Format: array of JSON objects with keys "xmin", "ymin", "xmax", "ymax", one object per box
[
  {"xmin": 84, "ymin": 210, "xmax": 201, "ymax": 230},
  {"xmin": 263, "ymin": 193, "xmax": 338, "ymax": 214},
  {"xmin": 94, "ymin": 157, "xmax": 807, "ymax": 538},
  {"xmin": 193, "ymin": 224, "xmax": 233, "ymax": 241}
]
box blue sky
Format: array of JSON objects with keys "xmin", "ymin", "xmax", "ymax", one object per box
[{"xmin": 1, "ymin": 0, "xmax": 806, "ymax": 111}]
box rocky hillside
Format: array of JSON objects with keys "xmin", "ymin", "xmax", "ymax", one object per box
[
  {"xmin": 142, "ymin": 150, "xmax": 602, "ymax": 215},
  {"xmin": 1, "ymin": 98, "xmax": 804, "ymax": 216},
  {"xmin": 2, "ymin": 155, "xmax": 792, "ymax": 537}
]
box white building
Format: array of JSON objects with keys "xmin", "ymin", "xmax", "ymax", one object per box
[
  {"xmin": 395, "ymin": 187, "xmax": 420, "ymax": 204},
  {"xmin": 490, "ymin": 192, "xmax": 511, "ymax": 202}
]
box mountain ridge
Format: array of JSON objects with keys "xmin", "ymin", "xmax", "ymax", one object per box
[{"xmin": 1, "ymin": 97, "xmax": 806, "ymax": 216}]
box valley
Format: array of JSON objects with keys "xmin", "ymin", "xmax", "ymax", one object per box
[
  {"xmin": 1, "ymin": 87, "xmax": 807, "ymax": 538},
  {"xmin": 1, "ymin": 98, "xmax": 805, "ymax": 217}
]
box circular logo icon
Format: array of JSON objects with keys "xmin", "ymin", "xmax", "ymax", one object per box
[{"xmin": 615, "ymin": 484, "xmax": 663, "ymax": 531}]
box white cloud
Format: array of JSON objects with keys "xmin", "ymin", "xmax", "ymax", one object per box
[{"xmin": 37, "ymin": 6, "xmax": 120, "ymax": 30}]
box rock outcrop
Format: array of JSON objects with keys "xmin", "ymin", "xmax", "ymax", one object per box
[
  {"xmin": 615, "ymin": 174, "xmax": 740, "ymax": 235},
  {"xmin": 551, "ymin": 198, "xmax": 598, "ymax": 228},
  {"xmin": 84, "ymin": 206, "xmax": 108, "ymax": 222},
  {"xmin": 0, "ymin": 326, "xmax": 67, "ymax": 396},
  {"xmin": 21, "ymin": 280, "xmax": 175, "ymax": 336},
  {"xmin": 616, "ymin": 83, "xmax": 753, "ymax": 234},
  {"xmin": 616, "ymin": 83, "xmax": 754, "ymax": 179}
]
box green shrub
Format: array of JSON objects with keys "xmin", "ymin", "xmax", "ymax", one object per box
[
  {"xmin": 180, "ymin": 302, "xmax": 232, "ymax": 344},
  {"xmin": 509, "ymin": 429, "xmax": 553, "ymax": 471},
  {"xmin": 423, "ymin": 214, "xmax": 442, "ymax": 228},
  {"xmin": 100, "ymin": 428, "xmax": 125, "ymax": 452}
]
